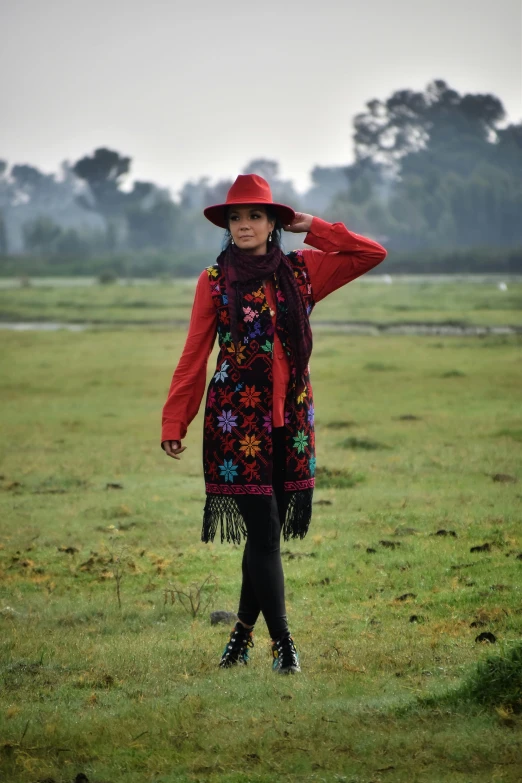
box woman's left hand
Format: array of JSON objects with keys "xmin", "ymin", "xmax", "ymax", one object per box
[{"xmin": 283, "ymin": 212, "xmax": 314, "ymax": 233}]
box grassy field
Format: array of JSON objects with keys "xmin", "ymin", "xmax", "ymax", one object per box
[
  {"xmin": 0, "ymin": 284, "xmax": 522, "ymax": 781},
  {"xmin": 0, "ymin": 276, "xmax": 521, "ymax": 327}
]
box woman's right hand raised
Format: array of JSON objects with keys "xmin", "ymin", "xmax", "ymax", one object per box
[{"xmin": 163, "ymin": 440, "xmax": 187, "ymax": 460}]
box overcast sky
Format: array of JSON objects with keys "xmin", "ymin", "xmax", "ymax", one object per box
[{"xmin": 2, "ymin": 0, "xmax": 521, "ymax": 196}]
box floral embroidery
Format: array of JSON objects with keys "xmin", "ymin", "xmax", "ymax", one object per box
[
  {"xmin": 217, "ymin": 409, "xmax": 237, "ymax": 433},
  {"xmin": 219, "ymin": 459, "xmax": 239, "ymax": 482},
  {"xmin": 203, "ymin": 250, "xmax": 316, "ymax": 543},
  {"xmin": 243, "ymin": 306, "xmax": 258, "ymax": 323},
  {"xmin": 293, "ymin": 430, "xmax": 308, "ymax": 454},
  {"xmin": 239, "ymin": 385, "xmax": 262, "ymax": 408},
  {"xmin": 227, "ymin": 343, "xmax": 246, "ymax": 364},
  {"xmin": 239, "ymin": 434, "xmax": 262, "ymax": 458},
  {"xmin": 213, "ymin": 361, "xmax": 229, "ymax": 383}
]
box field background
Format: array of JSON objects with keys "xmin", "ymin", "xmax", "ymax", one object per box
[{"xmin": 1, "ymin": 276, "xmax": 521, "ymax": 782}]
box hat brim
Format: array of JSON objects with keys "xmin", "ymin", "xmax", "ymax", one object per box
[{"xmin": 203, "ymin": 201, "xmax": 296, "ymax": 229}]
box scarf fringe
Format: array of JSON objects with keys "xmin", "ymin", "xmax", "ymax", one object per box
[
  {"xmin": 282, "ymin": 488, "xmax": 313, "ymax": 541},
  {"xmin": 201, "ymin": 489, "xmax": 313, "ymax": 545},
  {"xmin": 202, "ymin": 495, "xmax": 247, "ymax": 545}
]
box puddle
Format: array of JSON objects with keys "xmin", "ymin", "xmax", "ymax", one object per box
[
  {"xmin": 0, "ymin": 320, "xmax": 520, "ymax": 336},
  {"xmin": 314, "ymin": 321, "xmax": 522, "ymax": 336},
  {"xmin": 0, "ymin": 322, "xmax": 87, "ymax": 332}
]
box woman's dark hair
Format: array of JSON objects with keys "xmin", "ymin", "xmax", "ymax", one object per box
[{"xmin": 222, "ymin": 205, "xmax": 283, "ymax": 251}]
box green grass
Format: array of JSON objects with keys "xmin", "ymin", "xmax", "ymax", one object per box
[
  {"xmin": 1, "ymin": 277, "xmax": 522, "ymax": 326},
  {"xmin": 1, "ymin": 323, "xmax": 522, "ymax": 782}
]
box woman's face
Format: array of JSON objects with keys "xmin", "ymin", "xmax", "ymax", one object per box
[{"xmin": 227, "ymin": 205, "xmax": 275, "ymax": 255}]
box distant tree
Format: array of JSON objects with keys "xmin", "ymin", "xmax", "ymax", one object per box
[
  {"xmin": 179, "ymin": 177, "xmax": 211, "ymax": 211},
  {"xmin": 0, "ymin": 211, "xmax": 7, "ymax": 254},
  {"xmin": 344, "ymin": 80, "xmax": 522, "ymax": 249},
  {"xmin": 495, "ymin": 122, "xmax": 522, "ymax": 179},
  {"xmin": 243, "ymin": 158, "xmax": 279, "ymax": 182},
  {"xmin": 54, "ymin": 227, "xmax": 92, "ymax": 259},
  {"xmin": 126, "ymin": 181, "xmax": 181, "ymax": 250},
  {"xmin": 303, "ymin": 166, "xmax": 350, "ymax": 213},
  {"xmin": 73, "ymin": 147, "xmax": 131, "ymax": 217},
  {"xmin": 23, "ymin": 217, "xmax": 62, "ymax": 256},
  {"xmin": 203, "ymin": 178, "xmax": 234, "ymax": 207},
  {"xmin": 353, "ymin": 79, "xmax": 506, "ymax": 176}
]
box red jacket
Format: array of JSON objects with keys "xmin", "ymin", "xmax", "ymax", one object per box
[{"xmin": 162, "ymin": 217, "xmax": 387, "ymax": 444}]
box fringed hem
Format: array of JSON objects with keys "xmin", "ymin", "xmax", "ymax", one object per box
[
  {"xmin": 202, "ymin": 488, "xmax": 314, "ymax": 545},
  {"xmin": 283, "ymin": 488, "xmax": 313, "ymax": 541},
  {"xmin": 202, "ymin": 494, "xmax": 247, "ymax": 545}
]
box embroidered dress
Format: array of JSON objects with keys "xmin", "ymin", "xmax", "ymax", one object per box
[{"xmin": 202, "ymin": 250, "xmax": 316, "ymax": 545}]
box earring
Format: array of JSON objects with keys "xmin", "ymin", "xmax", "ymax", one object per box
[
  {"xmin": 231, "ymin": 238, "xmax": 234, "ymax": 244},
  {"xmin": 268, "ymin": 232, "xmax": 272, "ymax": 242}
]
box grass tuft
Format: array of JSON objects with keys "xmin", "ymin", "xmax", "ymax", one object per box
[
  {"xmin": 339, "ymin": 436, "xmax": 390, "ymax": 450},
  {"xmin": 462, "ymin": 644, "xmax": 522, "ymax": 711},
  {"xmin": 315, "ymin": 466, "xmax": 364, "ymax": 488}
]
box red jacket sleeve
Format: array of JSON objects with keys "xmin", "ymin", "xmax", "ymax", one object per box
[
  {"xmin": 301, "ymin": 217, "xmax": 387, "ymax": 303},
  {"xmin": 161, "ymin": 269, "xmax": 217, "ymax": 445}
]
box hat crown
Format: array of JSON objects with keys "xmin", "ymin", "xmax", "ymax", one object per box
[
  {"xmin": 226, "ymin": 174, "xmax": 272, "ymax": 205},
  {"xmin": 203, "ymin": 173, "xmax": 295, "ymax": 228}
]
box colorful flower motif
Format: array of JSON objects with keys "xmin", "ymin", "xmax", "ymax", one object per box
[
  {"xmin": 219, "ymin": 459, "xmax": 238, "ymax": 482},
  {"xmin": 213, "ymin": 361, "xmax": 229, "ymax": 383},
  {"xmin": 217, "ymin": 409, "xmax": 237, "ymax": 433},
  {"xmin": 234, "ymin": 343, "xmax": 246, "ymax": 364},
  {"xmin": 209, "ymin": 267, "xmax": 219, "ymax": 278},
  {"xmin": 248, "ymin": 321, "xmax": 262, "ymax": 338},
  {"xmin": 239, "ymin": 385, "xmax": 261, "ymax": 408},
  {"xmin": 309, "ymin": 456, "xmax": 316, "ymax": 476},
  {"xmin": 243, "ymin": 306, "xmax": 258, "ymax": 323},
  {"xmin": 276, "ymin": 290, "xmax": 285, "ymax": 303},
  {"xmin": 222, "ymin": 294, "xmax": 228, "ymax": 304},
  {"xmin": 239, "ymin": 434, "xmax": 262, "ymax": 458},
  {"xmin": 307, "ymin": 404, "xmax": 315, "ymax": 425},
  {"xmin": 263, "ymin": 412, "xmax": 272, "ymax": 432},
  {"xmin": 222, "ymin": 331, "xmax": 231, "ymax": 343},
  {"xmin": 235, "ymin": 382, "xmax": 244, "ymax": 391},
  {"xmin": 261, "ymin": 340, "xmax": 273, "ymax": 353},
  {"xmin": 293, "ymin": 430, "xmax": 308, "ymax": 454},
  {"xmin": 297, "ymin": 387, "xmax": 307, "ymax": 404}
]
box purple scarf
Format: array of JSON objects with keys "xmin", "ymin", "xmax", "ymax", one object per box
[{"xmin": 216, "ymin": 243, "xmax": 313, "ymax": 387}]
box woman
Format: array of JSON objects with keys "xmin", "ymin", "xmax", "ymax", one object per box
[{"xmin": 161, "ymin": 174, "xmax": 387, "ymax": 674}]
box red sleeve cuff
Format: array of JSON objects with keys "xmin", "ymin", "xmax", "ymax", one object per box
[
  {"xmin": 161, "ymin": 421, "xmax": 186, "ymax": 446},
  {"xmin": 304, "ymin": 217, "xmax": 350, "ymax": 252}
]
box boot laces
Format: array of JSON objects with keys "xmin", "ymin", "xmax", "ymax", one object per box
[
  {"xmin": 273, "ymin": 635, "xmax": 298, "ymax": 667},
  {"xmin": 220, "ymin": 624, "xmax": 254, "ymax": 666}
]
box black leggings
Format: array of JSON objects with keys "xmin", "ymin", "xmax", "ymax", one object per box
[{"xmin": 235, "ymin": 427, "xmax": 289, "ymax": 640}]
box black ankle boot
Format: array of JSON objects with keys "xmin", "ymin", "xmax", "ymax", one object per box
[
  {"xmin": 271, "ymin": 634, "xmax": 301, "ymax": 674},
  {"xmin": 219, "ymin": 621, "xmax": 254, "ymax": 668}
]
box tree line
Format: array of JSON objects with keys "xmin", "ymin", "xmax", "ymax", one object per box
[{"xmin": 1, "ymin": 79, "xmax": 521, "ymax": 275}]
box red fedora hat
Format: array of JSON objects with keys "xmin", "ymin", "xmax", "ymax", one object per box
[{"xmin": 203, "ymin": 174, "xmax": 295, "ymax": 229}]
